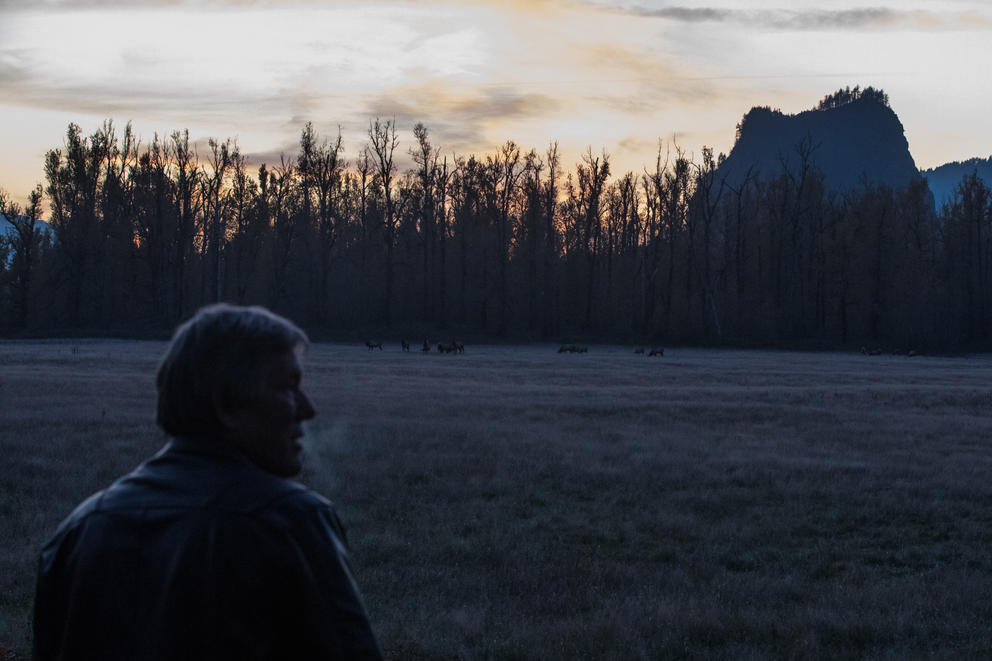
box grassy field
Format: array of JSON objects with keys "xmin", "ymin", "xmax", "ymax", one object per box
[{"xmin": 3, "ymin": 340, "xmax": 992, "ymax": 659}]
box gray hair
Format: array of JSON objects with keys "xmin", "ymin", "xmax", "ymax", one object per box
[{"xmin": 156, "ymin": 303, "xmax": 309, "ymax": 437}]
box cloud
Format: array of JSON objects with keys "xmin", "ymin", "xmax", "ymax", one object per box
[
  {"xmin": 0, "ymin": 0, "xmax": 568, "ymax": 8},
  {"xmin": 575, "ymin": 43, "xmax": 716, "ymax": 104},
  {"xmin": 959, "ymin": 11, "xmax": 992, "ymax": 29},
  {"xmin": 0, "ymin": 0, "xmax": 333, "ymax": 8},
  {"xmin": 1, "ymin": 76, "xmax": 280, "ymax": 122},
  {"xmin": 599, "ymin": 4, "xmax": 992, "ymax": 31},
  {"xmin": 616, "ymin": 135, "xmax": 661, "ymax": 160},
  {"xmin": 624, "ymin": 7, "xmax": 727, "ymax": 23},
  {"xmin": 241, "ymin": 145, "xmax": 299, "ymax": 169},
  {"xmin": 358, "ymin": 81, "xmax": 560, "ymax": 153},
  {"xmin": 0, "ymin": 50, "xmax": 31, "ymax": 87}
]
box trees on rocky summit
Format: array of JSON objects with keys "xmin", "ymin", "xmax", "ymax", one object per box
[
  {"xmin": 816, "ymin": 85, "xmax": 890, "ymax": 111},
  {"xmin": 1, "ymin": 119, "xmax": 991, "ymax": 350}
]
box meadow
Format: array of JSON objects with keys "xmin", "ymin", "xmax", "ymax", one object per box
[{"xmin": 2, "ymin": 340, "xmax": 992, "ymax": 659}]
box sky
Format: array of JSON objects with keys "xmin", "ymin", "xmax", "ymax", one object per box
[{"xmin": 1, "ymin": 0, "xmax": 991, "ymax": 202}]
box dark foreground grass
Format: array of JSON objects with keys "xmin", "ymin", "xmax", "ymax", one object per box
[{"xmin": 3, "ymin": 341, "xmax": 992, "ymax": 659}]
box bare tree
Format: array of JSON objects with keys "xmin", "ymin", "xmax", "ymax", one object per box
[
  {"xmin": 542, "ymin": 142, "xmax": 561, "ymax": 337},
  {"xmin": 662, "ymin": 146, "xmax": 692, "ymax": 331},
  {"xmin": 298, "ymin": 122, "xmax": 345, "ymax": 322},
  {"xmin": 355, "ymin": 147, "xmax": 376, "ymax": 323},
  {"xmin": 436, "ymin": 154, "xmax": 451, "ymax": 328},
  {"xmin": 267, "ymin": 155, "xmax": 298, "ymax": 311},
  {"xmin": 368, "ymin": 118, "xmax": 400, "ymax": 325},
  {"xmin": 201, "ymin": 137, "xmax": 236, "ymax": 303},
  {"xmin": 95, "ymin": 120, "xmax": 139, "ymax": 324},
  {"xmin": 411, "ymin": 123, "xmax": 440, "ymax": 322},
  {"xmin": 723, "ymin": 165, "xmax": 756, "ymax": 336},
  {"xmin": 131, "ymin": 133, "xmax": 174, "ymax": 324},
  {"xmin": 44, "ymin": 123, "xmax": 107, "ymax": 326},
  {"xmin": 169, "ymin": 129, "xmax": 202, "ymax": 320},
  {"xmin": 227, "ymin": 150, "xmax": 262, "ymax": 303},
  {"xmin": 573, "ymin": 147, "xmax": 610, "ymax": 329},
  {"xmin": 488, "ymin": 140, "xmax": 523, "ymax": 333},
  {"xmin": 692, "ymin": 146, "xmax": 726, "ymax": 340},
  {"xmin": 1, "ymin": 185, "xmax": 45, "ymax": 328}
]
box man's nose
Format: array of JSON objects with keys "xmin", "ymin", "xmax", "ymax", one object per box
[{"xmin": 297, "ymin": 390, "xmax": 316, "ymax": 420}]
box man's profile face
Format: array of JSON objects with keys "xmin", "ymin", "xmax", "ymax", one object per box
[{"xmin": 228, "ymin": 349, "xmax": 316, "ymax": 477}]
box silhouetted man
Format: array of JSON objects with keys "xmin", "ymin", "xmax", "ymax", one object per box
[{"xmin": 33, "ymin": 304, "xmax": 383, "ymax": 660}]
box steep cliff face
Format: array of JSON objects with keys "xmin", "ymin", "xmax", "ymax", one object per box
[
  {"xmin": 922, "ymin": 157, "xmax": 992, "ymax": 208},
  {"xmin": 717, "ymin": 95, "xmax": 920, "ymax": 193}
]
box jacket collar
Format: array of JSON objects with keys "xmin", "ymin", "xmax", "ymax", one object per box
[{"xmin": 164, "ymin": 435, "xmax": 254, "ymax": 466}]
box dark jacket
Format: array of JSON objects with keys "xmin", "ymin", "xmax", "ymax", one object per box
[{"xmin": 33, "ymin": 437, "xmax": 383, "ymax": 661}]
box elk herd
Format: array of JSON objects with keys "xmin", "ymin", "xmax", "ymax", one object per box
[
  {"xmin": 365, "ymin": 339, "xmax": 464, "ymax": 353},
  {"xmin": 364, "ymin": 341, "xmax": 919, "ymax": 358},
  {"xmin": 559, "ymin": 344, "xmax": 664, "ymax": 356},
  {"xmin": 558, "ymin": 344, "xmax": 588, "ymax": 354},
  {"xmin": 364, "ymin": 340, "xmax": 668, "ymax": 356},
  {"xmin": 860, "ymin": 346, "xmax": 922, "ymax": 357}
]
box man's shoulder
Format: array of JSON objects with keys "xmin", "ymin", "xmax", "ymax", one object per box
[
  {"xmin": 223, "ymin": 471, "xmax": 336, "ymax": 525},
  {"xmin": 51, "ymin": 441, "xmax": 336, "ymax": 535},
  {"xmin": 249, "ymin": 479, "xmax": 341, "ymax": 535},
  {"xmin": 47, "ymin": 489, "xmax": 110, "ymax": 540}
]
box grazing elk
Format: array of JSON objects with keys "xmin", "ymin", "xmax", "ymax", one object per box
[
  {"xmin": 422, "ymin": 339, "xmax": 431, "ymax": 353},
  {"xmin": 401, "ymin": 340, "xmax": 410, "ymax": 352},
  {"xmin": 433, "ymin": 341, "xmax": 463, "ymax": 355},
  {"xmin": 634, "ymin": 347, "xmax": 645, "ymax": 354},
  {"xmin": 365, "ymin": 341, "xmax": 383, "ymax": 351},
  {"xmin": 860, "ymin": 346, "xmax": 883, "ymax": 356},
  {"xmin": 648, "ymin": 347, "xmax": 664, "ymax": 357},
  {"xmin": 558, "ymin": 344, "xmax": 588, "ymax": 354}
]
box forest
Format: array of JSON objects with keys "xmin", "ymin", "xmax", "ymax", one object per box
[{"xmin": 1, "ymin": 115, "xmax": 990, "ymax": 350}]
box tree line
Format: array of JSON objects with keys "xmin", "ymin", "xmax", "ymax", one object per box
[{"xmin": 1, "ymin": 119, "xmax": 991, "ymax": 350}]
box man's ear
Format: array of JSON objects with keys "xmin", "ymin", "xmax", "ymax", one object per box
[{"xmin": 212, "ymin": 387, "xmax": 240, "ymax": 432}]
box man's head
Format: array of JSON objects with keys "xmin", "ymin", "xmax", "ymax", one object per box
[{"xmin": 156, "ymin": 304, "xmax": 316, "ymax": 476}]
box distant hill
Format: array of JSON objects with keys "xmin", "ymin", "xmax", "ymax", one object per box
[
  {"xmin": 0, "ymin": 214, "xmax": 53, "ymax": 240},
  {"xmin": 1, "ymin": 214, "xmax": 54, "ymax": 265},
  {"xmin": 717, "ymin": 88, "xmax": 921, "ymax": 193},
  {"xmin": 921, "ymin": 157, "xmax": 992, "ymax": 209}
]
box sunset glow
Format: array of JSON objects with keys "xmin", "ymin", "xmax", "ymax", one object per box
[{"xmin": 1, "ymin": 0, "xmax": 990, "ymax": 199}]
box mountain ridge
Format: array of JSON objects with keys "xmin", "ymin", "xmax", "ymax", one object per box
[
  {"xmin": 716, "ymin": 90, "xmax": 922, "ymax": 194},
  {"xmin": 921, "ymin": 156, "xmax": 992, "ymax": 208}
]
